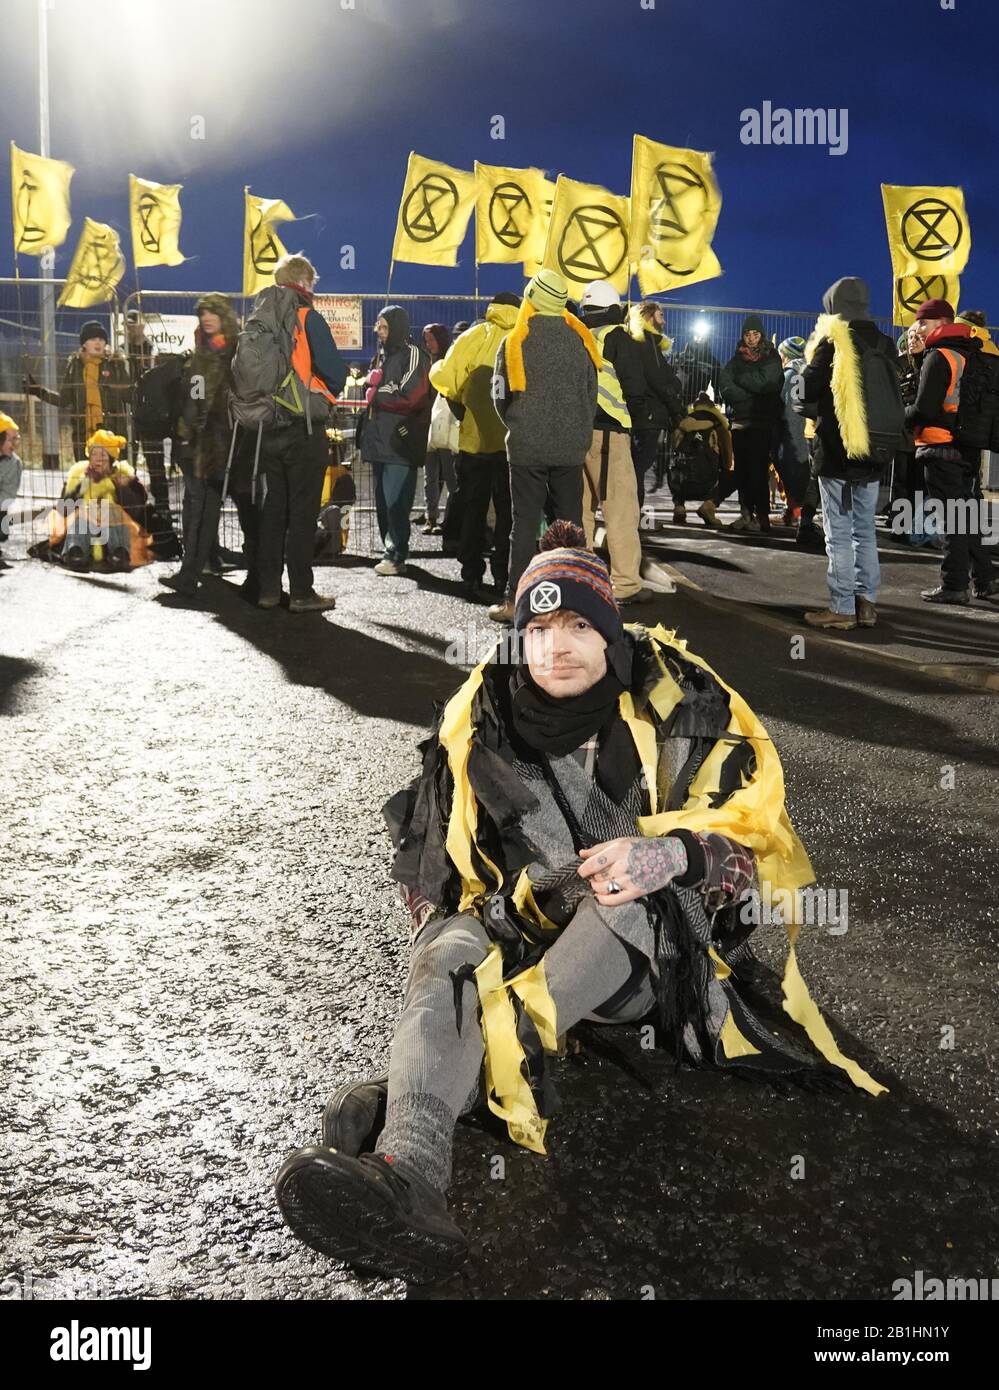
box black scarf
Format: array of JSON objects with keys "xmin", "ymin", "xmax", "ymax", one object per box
[{"xmin": 509, "ymin": 661, "xmax": 626, "ymax": 758}]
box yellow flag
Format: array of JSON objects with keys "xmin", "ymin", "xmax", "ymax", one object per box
[
  {"xmin": 57, "ymin": 218, "xmax": 125, "ymax": 308},
  {"xmin": 243, "ymin": 190, "xmax": 296, "ymax": 296},
  {"xmin": 882, "ymin": 184, "xmax": 970, "ymax": 278},
  {"xmin": 10, "ymin": 142, "xmax": 74, "ymax": 255},
  {"xmin": 894, "ymin": 272, "xmax": 961, "ymax": 328},
  {"xmin": 129, "ymin": 174, "xmax": 185, "ymax": 269},
  {"xmin": 630, "ymin": 134, "xmax": 723, "ymax": 294},
  {"xmin": 392, "ymin": 152, "xmax": 476, "ymax": 267},
  {"xmin": 474, "ymin": 163, "xmax": 549, "ymax": 266},
  {"xmin": 542, "ymin": 175, "xmax": 631, "ymax": 295},
  {"xmin": 522, "ymin": 175, "xmax": 556, "ymax": 277}
]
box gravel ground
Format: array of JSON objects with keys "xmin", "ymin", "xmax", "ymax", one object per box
[{"xmin": 1, "ymin": 536, "xmax": 997, "ymax": 1302}]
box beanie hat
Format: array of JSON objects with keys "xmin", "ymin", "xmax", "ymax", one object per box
[
  {"xmin": 86, "ymin": 429, "xmax": 127, "ymax": 460},
  {"xmin": 821, "ymin": 276, "xmax": 872, "ymax": 322},
  {"xmin": 524, "ymin": 268, "xmax": 568, "ymax": 316},
  {"xmin": 0, "ymin": 411, "xmax": 19, "ymax": 435},
  {"xmin": 741, "ymin": 313, "xmax": 765, "ymax": 337},
  {"xmin": 778, "ymin": 335, "xmax": 806, "ymax": 360},
  {"xmin": 580, "ymin": 280, "xmax": 621, "ymax": 311},
  {"xmin": 915, "ymin": 297, "xmax": 955, "ymax": 323},
  {"xmin": 514, "ymin": 521, "xmax": 623, "ymax": 646},
  {"xmin": 79, "ymin": 320, "xmax": 108, "ymax": 346}
]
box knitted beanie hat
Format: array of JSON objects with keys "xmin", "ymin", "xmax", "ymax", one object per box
[
  {"xmin": 514, "ymin": 521, "xmax": 623, "ymax": 645},
  {"xmin": 524, "ymin": 268, "xmax": 569, "ymax": 316},
  {"xmin": 915, "ymin": 297, "xmax": 955, "ymax": 323},
  {"xmin": 778, "ymin": 335, "xmax": 806, "ymax": 359},
  {"xmin": 79, "ymin": 320, "xmax": 108, "ymax": 346}
]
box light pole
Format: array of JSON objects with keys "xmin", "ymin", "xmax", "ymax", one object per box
[{"xmin": 37, "ymin": 0, "xmax": 61, "ymax": 469}]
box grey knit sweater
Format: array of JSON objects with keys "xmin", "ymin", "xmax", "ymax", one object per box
[{"xmin": 493, "ymin": 316, "xmax": 597, "ymax": 469}]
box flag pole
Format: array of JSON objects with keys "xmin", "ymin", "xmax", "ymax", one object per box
[
  {"xmin": 386, "ymin": 258, "xmax": 395, "ymax": 300},
  {"xmin": 36, "ymin": 0, "xmax": 60, "ymax": 469}
]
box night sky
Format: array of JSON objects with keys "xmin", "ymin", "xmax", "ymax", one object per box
[{"xmin": 3, "ymin": 0, "xmax": 998, "ymax": 316}]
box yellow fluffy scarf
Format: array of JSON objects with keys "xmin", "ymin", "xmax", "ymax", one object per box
[
  {"xmin": 505, "ymin": 299, "xmax": 603, "ymax": 394},
  {"xmin": 804, "ymin": 314, "xmax": 870, "ymax": 459}
]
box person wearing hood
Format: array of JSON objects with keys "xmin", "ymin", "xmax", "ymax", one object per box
[
  {"xmin": 794, "ymin": 277, "xmax": 899, "ymax": 630},
  {"xmin": 628, "ymin": 301, "xmax": 683, "ymax": 507},
  {"xmin": 490, "ymin": 269, "xmax": 599, "ymax": 622},
  {"xmin": 429, "ymin": 294, "xmax": 521, "ymax": 600},
  {"xmin": 718, "ymin": 314, "xmax": 784, "ymax": 533},
  {"xmin": 576, "ymin": 279, "xmax": 652, "ymax": 606},
  {"xmin": 421, "ymin": 323, "xmax": 456, "ymax": 536},
  {"xmin": 160, "ymin": 292, "xmax": 241, "ymax": 598},
  {"xmin": 361, "ymin": 304, "xmax": 431, "ymax": 577},
  {"xmin": 906, "ymin": 299, "xmax": 998, "ymax": 606},
  {"xmin": 775, "ymin": 336, "xmax": 810, "ymax": 529},
  {"xmin": 273, "ymin": 517, "xmax": 884, "ymax": 1284},
  {"xmin": 0, "ymin": 414, "xmax": 23, "ymax": 567},
  {"xmin": 33, "ymin": 321, "xmax": 130, "ymax": 463}
]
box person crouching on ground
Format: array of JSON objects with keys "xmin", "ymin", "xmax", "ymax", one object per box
[
  {"xmin": 59, "ymin": 431, "xmax": 147, "ymax": 572},
  {"xmin": 274, "ymin": 520, "xmax": 884, "ymax": 1284}
]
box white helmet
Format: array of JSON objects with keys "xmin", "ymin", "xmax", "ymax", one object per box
[{"xmin": 580, "ymin": 280, "xmax": 621, "ymax": 310}]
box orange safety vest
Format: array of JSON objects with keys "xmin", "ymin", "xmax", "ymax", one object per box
[
  {"xmin": 290, "ymin": 306, "xmax": 338, "ymax": 406},
  {"xmin": 914, "ymin": 347, "xmax": 964, "ymax": 447}
]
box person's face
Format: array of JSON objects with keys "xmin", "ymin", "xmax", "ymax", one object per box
[
  {"xmin": 423, "ymin": 328, "xmax": 437, "ymax": 353},
  {"xmin": 907, "ymin": 324, "xmax": 926, "ymax": 353},
  {"xmin": 653, "ymin": 307, "xmax": 664, "ymax": 330},
  {"xmin": 200, "ymin": 310, "xmax": 222, "ymax": 336},
  {"xmin": 81, "ymin": 336, "xmax": 105, "ymax": 358},
  {"xmin": 915, "ymin": 317, "xmax": 946, "ymax": 342},
  {"xmin": 376, "ymin": 317, "xmax": 390, "ymax": 343},
  {"xmin": 88, "ymin": 448, "xmax": 112, "ymax": 477},
  {"xmin": 524, "ymin": 610, "xmax": 608, "ymax": 698},
  {"xmin": 743, "ymin": 329, "xmax": 762, "ymax": 349},
  {"xmin": 126, "ymin": 319, "xmax": 144, "ymax": 342},
  {"xmin": 1, "ymin": 431, "xmax": 19, "ymax": 455}
]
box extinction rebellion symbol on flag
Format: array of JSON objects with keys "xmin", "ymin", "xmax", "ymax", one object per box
[
  {"xmin": 557, "ymin": 205, "xmax": 628, "ymax": 282},
  {"xmin": 137, "ymin": 192, "xmax": 162, "ymax": 255},
  {"xmin": 901, "ymin": 198, "xmax": 964, "ymax": 262},
  {"xmin": 489, "ymin": 182, "xmax": 532, "ymax": 249},
  {"xmin": 403, "ymin": 173, "xmax": 460, "ymax": 243},
  {"xmin": 897, "ymin": 274, "xmax": 953, "ymax": 316}
]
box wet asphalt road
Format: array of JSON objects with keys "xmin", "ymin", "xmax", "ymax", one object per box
[{"xmin": 1, "ymin": 540, "xmax": 997, "ymax": 1302}]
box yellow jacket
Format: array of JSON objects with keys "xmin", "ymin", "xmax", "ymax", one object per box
[
  {"xmin": 64, "ymin": 458, "xmax": 135, "ymax": 503},
  {"xmin": 428, "ymin": 302, "xmax": 519, "ymax": 454}
]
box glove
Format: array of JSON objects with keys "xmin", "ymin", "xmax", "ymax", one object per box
[
  {"xmin": 364, "ymin": 386, "xmax": 377, "ymax": 407},
  {"xmin": 367, "ymin": 367, "xmax": 384, "ymax": 389}
]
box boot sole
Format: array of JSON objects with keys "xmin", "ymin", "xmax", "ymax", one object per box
[{"xmin": 275, "ymin": 1147, "xmax": 468, "ymax": 1285}]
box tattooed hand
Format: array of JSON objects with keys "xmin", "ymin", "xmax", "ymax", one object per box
[{"xmin": 576, "ymin": 835, "xmax": 688, "ymax": 907}]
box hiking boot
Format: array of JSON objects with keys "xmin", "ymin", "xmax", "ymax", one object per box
[
  {"xmin": 672, "ymin": 505, "xmax": 688, "ymax": 525},
  {"xmin": 62, "ymin": 545, "xmax": 89, "ymax": 572},
  {"xmin": 107, "ymin": 546, "xmax": 132, "ymax": 571},
  {"xmin": 289, "ymin": 590, "xmax": 337, "ymax": 613},
  {"xmin": 461, "ymin": 580, "xmax": 492, "ymax": 605},
  {"xmin": 729, "ymin": 512, "xmax": 760, "ymax": 534},
  {"xmin": 696, "ymin": 500, "xmax": 725, "ymax": 529},
  {"xmin": 274, "ymin": 1148, "xmax": 468, "ymax": 1284},
  {"xmin": 855, "ymin": 597, "xmax": 877, "ymax": 628},
  {"xmin": 374, "ymin": 557, "xmax": 406, "ymax": 577},
  {"xmin": 201, "ymin": 560, "xmax": 224, "ymax": 578},
  {"xmin": 488, "ymin": 599, "xmax": 515, "ymax": 624},
  {"xmin": 804, "ymin": 607, "xmax": 857, "ymax": 630},
  {"xmin": 618, "ymin": 587, "xmax": 655, "ymax": 607},
  {"xmin": 795, "ymin": 524, "xmax": 825, "ymax": 551},
  {"xmin": 322, "ymin": 1075, "xmax": 389, "ymax": 1155},
  {"xmin": 159, "ymin": 572, "xmax": 199, "ymax": 597},
  {"xmin": 257, "ymin": 593, "xmax": 282, "ymax": 610},
  {"xmin": 921, "ymin": 586, "xmax": 969, "ymax": 606},
  {"xmin": 973, "ymin": 578, "xmax": 999, "ymax": 602}
]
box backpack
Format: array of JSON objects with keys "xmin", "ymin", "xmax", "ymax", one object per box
[
  {"xmin": 230, "ymin": 285, "xmax": 333, "ymax": 430},
  {"xmin": 667, "ymin": 410, "xmax": 723, "ymax": 500},
  {"xmin": 133, "ymin": 354, "xmax": 186, "ymax": 438},
  {"xmin": 856, "ymin": 337, "xmax": 905, "ymax": 464},
  {"xmin": 954, "ymin": 348, "xmax": 999, "ymax": 450}
]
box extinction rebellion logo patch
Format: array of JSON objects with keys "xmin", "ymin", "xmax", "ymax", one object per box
[{"xmin": 529, "ymin": 581, "xmax": 561, "ymax": 614}]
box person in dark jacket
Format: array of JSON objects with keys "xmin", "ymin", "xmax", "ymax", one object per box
[
  {"xmin": 576, "ymin": 280, "xmax": 651, "ymax": 605},
  {"xmin": 889, "ymin": 327, "xmax": 936, "ymax": 547},
  {"xmin": 718, "ymin": 314, "xmax": 784, "ymax": 532},
  {"xmin": 361, "ymin": 304, "xmax": 431, "ymax": 577},
  {"xmin": 253, "ymin": 255, "xmax": 348, "ymax": 611},
  {"xmin": 420, "ymin": 322, "xmax": 455, "ymax": 535},
  {"xmin": 673, "ymin": 336, "xmax": 721, "ymax": 404},
  {"xmin": 490, "ymin": 268, "xmax": 599, "ymax": 621},
  {"xmin": 794, "ymin": 276, "xmax": 897, "ymax": 630},
  {"xmin": 51, "ymin": 322, "xmax": 130, "ymax": 463},
  {"xmin": 627, "ymin": 301, "xmax": 683, "ymax": 506},
  {"xmin": 775, "ymin": 336, "xmax": 810, "ymax": 526},
  {"xmin": 159, "ymin": 293, "xmax": 240, "ymax": 597},
  {"xmin": 906, "ymin": 298, "xmax": 998, "ymax": 605}
]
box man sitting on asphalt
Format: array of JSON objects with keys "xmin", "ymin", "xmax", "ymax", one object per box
[{"xmin": 275, "ymin": 521, "xmax": 884, "ymax": 1284}]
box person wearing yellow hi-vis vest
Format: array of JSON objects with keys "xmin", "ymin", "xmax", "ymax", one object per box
[
  {"xmin": 275, "ymin": 522, "xmax": 885, "ymax": 1284},
  {"xmin": 577, "ymin": 280, "xmax": 652, "ymax": 606}
]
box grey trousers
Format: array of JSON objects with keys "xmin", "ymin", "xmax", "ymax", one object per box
[{"xmin": 375, "ymin": 896, "xmax": 656, "ymax": 1190}]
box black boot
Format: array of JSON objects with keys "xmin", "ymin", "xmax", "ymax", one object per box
[
  {"xmin": 322, "ymin": 1075, "xmax": 388, "ymax": 1155},
  {"xmin": 275, "ymin": 1148, "xmax": 468, "ymax": 1284}
]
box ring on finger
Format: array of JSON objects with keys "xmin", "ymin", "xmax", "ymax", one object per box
[{"xmin": 606, "ymin": 879, "xmax": 622, "ymax": 895}]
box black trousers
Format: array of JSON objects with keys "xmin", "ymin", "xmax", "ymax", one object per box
[
  {"xmin": 455, "ymin": 450, "xmax": 512, "ymax": 589},
  {"xmin": 177, "ymin": 469, "xmax": 224, "ymax": 586},
  {"xmin": 630, "ymin": 428, "xmax": 661, "ymax": 508},
  {"xmin": 922, "ymin": 449, "xmax": 994, "ymax": 591},
  {"xmin": 722, "ymin": 427, "xmax": 772, "ymax": 521},
  {"xmin": 507, "ymin": 462, "xmax": 584, "ymax": 598},
  {"xmin": 256, "ymin": 423, "xmax": 328, "ymax": 598}
]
